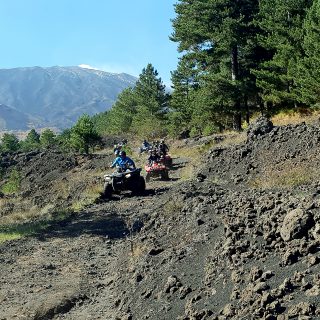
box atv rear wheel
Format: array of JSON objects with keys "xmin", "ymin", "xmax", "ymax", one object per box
[
  {"xmin": 103, "ymin": 182, "xmax": 113, "ymax": 199},
  {"xmin": 161, "ymin": 170, "xmax": 169, "ymax": 180}
]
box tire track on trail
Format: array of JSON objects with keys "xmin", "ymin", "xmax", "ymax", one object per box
[{"xmin": 0, "ymin": 156, "xmax": 191, "ymax": 320}]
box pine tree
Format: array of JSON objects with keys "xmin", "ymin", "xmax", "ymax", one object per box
[
  {"xmin": 255, "ymin": 0, "xmax": 312, "ymax": 107},
  {"xmin": 296, "ymin": 0, "xmax": 320, "ymax": 105},
  {"xmin": 134, "ymin": 63, "xmax": 168, "ymax": 118},
  {"xmin": 70, "ymin": 114, "xmax": 101, "ymax": 154},
  {"xmin": 171, "ymin": 0, "xmax": 261, "ymax": 131},
  {"xmin": 40, "ymin": 129, "xmax": 56, "ymax": 148},
  {"xmin": 21, "ymin": 129, "xmax": 41, "ymax": 151},
  {"xmin": 0, "ymin": 133, "xmax": 20, "ymax": 152},
  {"xmin": 26, "ymin": 129, "xmax": 40, "ymax": 144},
  {"xmin": 106, "ymin": 88, "xmax": 137, "ymax": 134},
  {"xmin": 169, "ymin": 57, "xmax": 198, "ymax": 135}
]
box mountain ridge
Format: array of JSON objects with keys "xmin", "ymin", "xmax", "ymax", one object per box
[{"xmin": 0, "ymin": 66, "xmax": 136, "ymax": 131}]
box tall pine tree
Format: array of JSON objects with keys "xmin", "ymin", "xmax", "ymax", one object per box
[
  {"xmin": 255, "ymin": 0, "xmax": 312, "ymax": 108},
  {"xmin": 169, "ymin": 56, "xmax": 199, "ymax": 135},
  {"xmin": 102, "ymin": 64, "xmax": 168, "ymax": 137},
  {"xmin": 106, "ymin": 88, "xmax": 137, "ymax": 134},
  {"xmin": 171, "ymin": 0, "xmax": 261, "ymax": 131},
  {"xmin": 134, "ymin": 63, "xmax": 168, "ymax": 118},
  {"xmin": 295, "ymin": 0, "xmax": 320, "ymax": 106}
]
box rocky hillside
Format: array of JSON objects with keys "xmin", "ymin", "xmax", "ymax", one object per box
[
  {"xmin": 0, "ymin": 66, "xmax": 136, "ymax": 130},
  {"xmin": 0, "ymin": 118, "xmax": 320, "ymax": 319}
]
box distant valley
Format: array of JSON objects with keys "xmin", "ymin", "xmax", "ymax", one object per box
[{"xmin": 0, "ymin": 66, "xmax": 136, "ymax": 131}]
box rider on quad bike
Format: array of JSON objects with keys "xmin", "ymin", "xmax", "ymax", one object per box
[
  {"xmin": 139, "ymin": 139, "xmax": 152, "ymax": 154},
  {"xmin": 158, "ymin": 139, "xmax": 169, "ymax": 156},
  {"xmin": 157, "ymin": 140, "xmax": 172, "ymax": 167},
  {"xmin": 147, "ymin": 149, "xmax": 160, "ymax": 165},
  {"xmin": 110, "ymin": 150, "xmax": 135, "ymax": 170},
  {"xmin": 104, "ymin": 151, "xmax": 145, "ymax": 199},
  {"xmin": 145, "ymin": 149, "xmax": 169, "ymax": 182}
]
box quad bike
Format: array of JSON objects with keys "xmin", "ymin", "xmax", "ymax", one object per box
[
  {"xmin": 103, "ymin": 166, "xmax": 146, "ymax": 199},
  {"xmin": 145, "ymin": 161, "xmax": 169, "ymax": 182},
  {"xmin": 160, "ymin": 154, "xmax": 172, "ymax": 167},
  {"xmin": 139, "ymin": 145, "xmax": 153, "ymax": 155}
]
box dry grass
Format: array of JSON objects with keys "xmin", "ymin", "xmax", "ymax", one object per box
[
  {"xmin": 51, "ymin": 179, "xmax": 70, "ymax": 199},
  {"xmin": 271, "ymin": 109, "xmax": 320, "ymax": 126},
  {"xmin": 1, "ymin": 205, "xmax": 44, "ymax": 225},
  {"xmin": 70, "ymin": 174, "xmax": 103, "ymax": 211},
  {"xmin": 249, "ymin": 163, "xmax": 318, "ymax": 189},
  {"xmin": 50, "ymin": 168, "xmax": 104, "ymax": 212},
  {"xmin": 215, "ymin": 132, "xmax": 247, "ymax": 148},
  {"xmin": 0, "ymin": 209, "xmax": 72, "ymax": 243},
  {"xmin": 130, "ymin": 243, "xmax": 148, "ymax": 258},
  {"xmin": 170, "ymin": 144, "xmax": 201, "ymax": 180},
  {"xmin": 163, "ymin": 197, "xmax": 184, "ymax": 216},
  {"xmin": 0, "ymin": 219, "xmax": 49, "ymax": 243},
  {"xmin": 0, "ymin": 167, "xmax": 104, "ymax": 225},
  {"xmin": 0, "ymin": 198, "xmax": 10, "ymax": 212},
  {"xmin": 170, "ymin": 132, "xmax": 246, "ymax": 181}
]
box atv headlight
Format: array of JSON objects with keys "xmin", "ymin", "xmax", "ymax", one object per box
[
  {"xmin": 125, "ymin": 173, "xmax": 131, "ymax": 178},
  {"xmin": 104, "ymin": 176, "xmax": 111, "ymax": 181}
]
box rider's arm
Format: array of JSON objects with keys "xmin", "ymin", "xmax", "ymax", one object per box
[
  {"xmin": 128, "ymin": 158, "xmax": 136, "ymax": 168},
  {"xmin": 110, "ymin": 157, "xmax": 119, "ymax": 168}
]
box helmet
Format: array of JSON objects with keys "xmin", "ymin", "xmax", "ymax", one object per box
[
  {"xmin": 120, "ymin": 150, "xmax": 126, "ymax": 157},
  {"xmin": 115, "ymin": 149, "xmax": 120, "ymax": 156}
]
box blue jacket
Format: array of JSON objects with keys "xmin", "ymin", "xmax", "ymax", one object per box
[{"xmin": 111, "ymin": 156, "xmax": 135, "ymax": 169}]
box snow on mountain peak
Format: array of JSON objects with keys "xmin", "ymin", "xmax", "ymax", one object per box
[{"xmin": 78, "ymin": 64, "xmax": 100, "ymax": 70}]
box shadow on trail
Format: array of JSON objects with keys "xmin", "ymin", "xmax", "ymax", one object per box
[
  {"xmin": 2, "ymin": 186, "xmax": 170, "ymax": 243},
  {"xmin": 36, "ymin": 211, "xmax": 132, "ymax": 240},
  {"xmin": 98, "ymin": 187, "xmax": 170, "ymax": 201},
  {"xmin": 169, "ymin": 163, "xmax": 186, "ymax": 171},
  {"xmin": 1, "ymin": 209, "xmax": 145, "ymax": 242}
]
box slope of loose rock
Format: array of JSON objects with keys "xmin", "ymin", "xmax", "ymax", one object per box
[{"xmin": 0, "ymin": 118, "xmax": 320, "ymax": 319}]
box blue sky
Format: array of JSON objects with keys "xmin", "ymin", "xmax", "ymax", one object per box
[{"xmin": 0, "ymin": 0, "xmax": 179, "ymax": 86}]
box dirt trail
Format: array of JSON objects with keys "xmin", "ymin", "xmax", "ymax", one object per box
[
  {"xmin": 0, "ymin": 156, "xmax": 190, "ymax": 320},
  {"xmin": 1, "ymin": 119, "xmax": 320, "ymax": 319}
]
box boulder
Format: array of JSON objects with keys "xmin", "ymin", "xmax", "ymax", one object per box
[
  {"xmin": 280, "ymin": 209, "xmax": 314, "ymax": 241},
  {"xmin": 311, "ymin": 223, "xmax": 320, "ymax": 241},
  {"xmin": 247, "ymin": 116, "xmax": 273, "ymax": 140}
]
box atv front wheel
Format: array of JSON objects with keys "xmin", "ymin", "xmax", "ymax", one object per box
[
  {"xmin": 132, "ymin": 176, "xmax": 146, "ymax": 196},
  {"xmin": 161, "ymin": 170, "xmax": 169, "ymax": 180},
  {"xmin": 103, "ymin": 182, "xmax": 113, "ymax": 199},
  {"xmin": 138, "ymin": 176, "xmax": 146, "ymax": 193}
]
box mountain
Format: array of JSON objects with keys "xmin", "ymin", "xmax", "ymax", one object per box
[
  {"xmin": 0, "ymin": 104, "xmax": 31, "ymax": 130},
  {"xmin": 0, "ymin": 66, "xmax": 137, "ymax": 130}
]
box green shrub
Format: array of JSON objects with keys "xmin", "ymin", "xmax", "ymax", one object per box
[
  {"xmin": 189, "ymin": 127, "xmax": 201, "ymax": 138},
  {"xmin": 1, "ymin": 169, "xmax": 21, "ymax": 194},
  {"xmin": 202, "ymin": 125, "xmax": 217, "ymax": 136}
]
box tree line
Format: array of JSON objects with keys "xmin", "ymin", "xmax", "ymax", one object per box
[
  {"xmin": 0, "ymin": 115, "xmax": 100, "ymax": 154},
  {"xmin": 93, "ymin": 0, "xmax": 320, "ymax": 138},
  {"xmin": 2, "ymin": 0, "xmax": 320, "ymax": 154}
]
